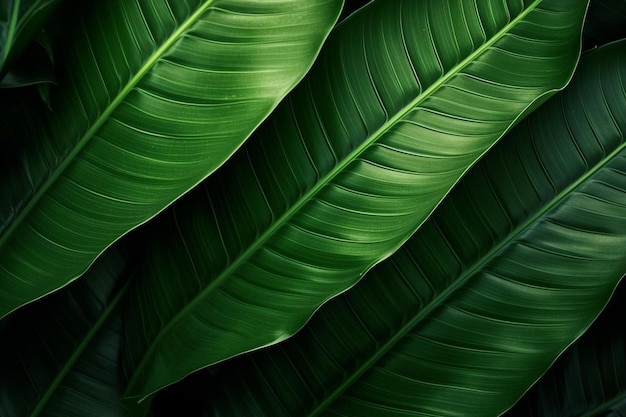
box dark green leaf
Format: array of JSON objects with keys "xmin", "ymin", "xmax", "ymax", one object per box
[
  {"xmin": 337, "ymin": 0, "xmax": 369, "ymax": 21},
  {"xmin": 504, "ymin": 276, "xmax": 626, "ymax": 417},
  {"xmin": 121, "ymin": 0, "xmax": 588, "ymax": 403},
  {"xmin": 0, "ymin": 248, "xmax": 130, "ymax": 417},
  {"xmin": 154, "ymin": 40, "xmax": 626, "ymax": 417}
]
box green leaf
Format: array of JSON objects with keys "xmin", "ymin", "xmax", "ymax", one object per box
[
  {"xmin": 0, "ymin": 247, "xmax": 130, "ymax": 417},
  {"xmin": 121, "ymin": 0, "xmax": 588, "ymax": 403},
  {"xmin": 0, "ymin": 0, "xmax": 60, "ymax": 77},
  {"xmin": 0, "ymin": 0, "xmax": 343, "ymax": 317},
  {"xmin": 152, "ymin": 40, "xmax": 626, "ymax": 417},
  {"xmin": 504, "ymin": 276, "xmax": 626, "ymax": 417},
  {"xmin": 583, "ymin": 0, "xmax": 626, "ymax": 50}
]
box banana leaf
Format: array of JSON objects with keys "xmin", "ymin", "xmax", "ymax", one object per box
[
  {"xmin": 0, "ymin": 0, "xmax": 342, "ymax": 317},
  {"xmin": 149, "ymin": 40, "xmax": 626, "ymax": 417},
  {"xmin": 504, "ymin": 275, "xmax": 626, "ymax": 417},
  {"xmin": 0, "ymin": 247, "xmax": 130, "ymax": 417},
  {"xmin": 583, "ymin": 0, "xmax": 626, "ymax": 49},
  {"xmin": 121, "ymin": 0, "xmax": 588, "ymax": 403}
]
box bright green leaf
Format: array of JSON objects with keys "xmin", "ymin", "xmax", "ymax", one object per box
[
  {"xmin": 504, "ymin": 276, "xmax": 626, "ymax": 417},
  {"xmin": 121, "ymin": 0, "xmax": 588, "ymax": 403},
  {"xmin": 0, "ymin": 0, "xmax": 342, "ymax": 317},
  {"xmin": 0, "ymin": 248, "xmax": 130, "ymax": 417}
]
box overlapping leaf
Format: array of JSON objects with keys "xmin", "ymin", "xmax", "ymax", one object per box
[
  {"xmin": 150, "ymin": 40, "xmax": 626, "ymax": 417},
  {"xmin": 0, "ymin": 248, "xmax": 130, "ymax": 417},
  {"xmin": 505, "ymin": 276, "xmax": 626, "ymax": 417},
  {"xmin": 121, "ymin": 0, "xmax": 588, "ymax": 402},
  {"xmin": 0, "ymin": 0, "xmax": 342, "ymax": 317}
]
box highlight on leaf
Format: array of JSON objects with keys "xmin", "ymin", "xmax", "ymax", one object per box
[
  {"xmin": 120, "ymin": 0, "xmax": 589, "ymax": 402},
  {"xmin": 0, "ymin": 0, "xmax": 343, "ymax": 318},
  {"xmin": 149, "ymin": 39, "xmax": 626, "ymax": 417},
  {"xmin": 3, "ymin": 0, "xmax": 626, "ymax": 416}
]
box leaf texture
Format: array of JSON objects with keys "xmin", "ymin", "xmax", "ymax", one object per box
[
  {"xmin": 0, "ymin": 248, "xmax": 130, "ymax": 417},
  {"xmin": 504, "ymin": 276, "xmax": 626, "ymax": 417},
  {"xmin": 0, "ymin": 0, "xmax": 342, "ymax": 317},
  {"xmin": 152, "ymin": 40, "xmax": 626, "ymax": 417},
  {"xmin": 121, "ymin": 0, "xmax": 588, "ymax": 402}
]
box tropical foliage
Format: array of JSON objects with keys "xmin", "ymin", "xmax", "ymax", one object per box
[
  {"xmin": 0, "ymin": 0, "xmax": 625, "ymax": 416},
  {"xmin": 504, "ymin": 276, "xmax": 626, "ymax": 417},
  {"xmin": 0, "ymin": 0, "xmax": 341, "ymax": 316}
]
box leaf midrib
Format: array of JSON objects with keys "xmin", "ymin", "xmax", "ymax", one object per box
[
  {"xmin": 0, "ymin": 0, "xmax": 217, "ymax": 250},
  {"xmin": 28, "ymin": 279, "xmax": 131, "ymax": 417},
  {"xmin": 127, "ymin": 0, "xmax": 545, "ymax": 400},
  {"xmin": 305, "ymin": 138, "xmax": 626, "ymax": 416}
]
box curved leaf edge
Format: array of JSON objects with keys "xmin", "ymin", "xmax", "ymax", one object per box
[
  {"xmin": 0, "ymin": 0, "xmax": 344, "ymax": 321},
  {"xmin": 502, "ymin": 272, "xmax": 626, "ymax": 417},
  {"xmin": 153, "ymin": 35, "xmax": 624, "ymax": 417},
  {"xmin": 311, "ymin": 36, "xmax": 626, "ymax": 417},
  {"xmin": 499, "ymin": 276, "xmax": 626, "ymax": 417}
]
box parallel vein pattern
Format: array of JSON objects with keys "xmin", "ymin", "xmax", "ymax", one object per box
[
  {"xmin": 0, "ymin": 0, "xmax": 341, "ymax": 316},
  {"xmin": 122, "ymin": 0, "xmax": 588, "ymax": 401},
  {"xmin": 505, "ymin": 276, "xmax": 626, "ymax": 417},
  {"xmin": 175, "ymin": 41, "xmax": 626, "ymax": 417}
]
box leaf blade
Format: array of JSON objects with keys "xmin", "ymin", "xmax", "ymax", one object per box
[
  {"xmin": 0, "ymin": 0, "xmax": 343, "ymax": 316},
  {"xmin": 155, "ymin": 40, "xmax": 626, "ymax": 417},
  {"xmin": 121, "ymin": 0, "xmax": 589, "ymax": 401}
]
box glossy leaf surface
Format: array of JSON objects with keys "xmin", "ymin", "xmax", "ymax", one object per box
[
  {"xmin": 0, "ymin": 248, "xmax": 130, "ymax": 417},
  {"xmin": 0, "ymin": 0, "xmax": 342, "ymax": 317},
  {"xmin": 505, "ymin": 276, "xmax": 626, "ymax": 417},
  {"xmin": 122, "ymin": 0, "xmax": 588, "ymax": 402},
  {"xmin": 157, "ymin": 40, "xmax": 626, "ymax": 417}
]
